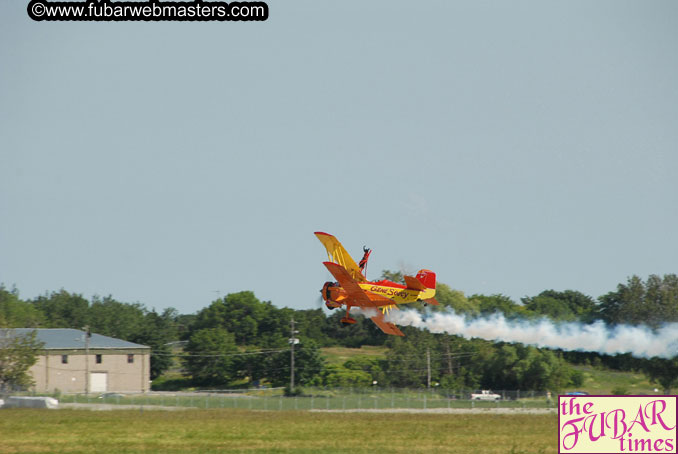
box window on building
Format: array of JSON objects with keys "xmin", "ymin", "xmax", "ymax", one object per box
[
  {"xmin": 127, "ymin": 354, "xmax": 134, "ymax": 364},
  {"xmin": 95, "ymin": 354, "xmax": 102, "ymax": 364},
  {"xmin": 61, "ymin": 355, "xmax": 68, "ymax": 364}
]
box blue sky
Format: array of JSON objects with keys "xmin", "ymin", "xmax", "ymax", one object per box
[{"xmin": 1, "ymin": 1, "xmax": 676, "ymax": 315}]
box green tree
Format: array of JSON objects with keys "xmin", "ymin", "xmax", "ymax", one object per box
[
  {"xmin": 523, "ymin": 290, "xmax": 596, "ymax": 322},
  {"xmin": 432, "ymin": 284, "xmax": 479, "ymax": 314},
  {"xmin": 599, "ymin": 274, "xmax": 678, "ymax": 328},
  {"xmin": 442, "ymin": 337, "xmax": 491, "ymax": 390},
  {"xmin": 0, "ymin": 286, "xmax": 44, "ymax": 327},
  {"xmin": 88, "ymin": 296, "xmax": 146, "ymax": 340},
  {"xmin": 31, "ymin": 289, "xmax": 89, "ymax": 328},
  {"xmin": 267, "ymin": 339, "xmax": 325, "ymax": 387},
  {"xmin": 230, "ymin": 347, "xmax": 272, "ymax": 384},
  {"xmin": 481, "ymin": 343, "xmax": 573, "ymax": 391},
  {"xmin": 323, "ymin": 311, "xmax": 386, "ymax": 347},
  {"xmin": 320, "ymin": 364, "xmax": 372, "ymax": 387},
  {"xmin": 640, "ymin": 356, "xmax": 678, "ymax": 394},
  {"xmin": 190, "ymin": 292, "xmax": 274, "ymax": 346},
  {"xmin": 0, "ymin": 329, "xmax": 44, "ymax": 391},
  {"xmin": 470, "ymin": 294, "xmax": 532, "ymax": 319},
  {"xmin": 343, "ymin": 356, "xmax": 386, "ymax": 385},
  {"xmin": 484, "ymin": 344, "xmax": 521, "ymax": 389},
  {"xmin": 644, "ymin": 274, "xmax": 678, "ymax": 323},
  {"xmin": 294, "ymin": 309, "xmax": 333, "ymax": 347},
  {"xmin": 184, "ymin": 327, "xmax": 238, "ymax": 386},
  {"xmin": 131, "ymin": 308, "xmax": 178, "ymax": 380},
  {"xmin": 383, "ymin": 331, "xmax": 494, "ymax": 389},
  {"xmin": 254, "ymin": 306, "xmax": 294, "ymax": 348},
  {"xmin": 384, "ymin": 330, "xmax": 434, "ymax": 387},
  {"xmin": 522, "ymin": 295, "xmax": 575, "ymax": 321}
]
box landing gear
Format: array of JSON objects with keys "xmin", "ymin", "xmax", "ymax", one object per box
[{"xmin": 341, "ymin": 306, "xmax": 356, "ymax": 326}]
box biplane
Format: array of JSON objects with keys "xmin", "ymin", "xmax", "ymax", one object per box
[{"xmin": 315, "ymin": 232, "xmax": 438, "ymax": 336}]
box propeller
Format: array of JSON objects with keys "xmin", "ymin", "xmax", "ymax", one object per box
[{"xmin": 315, "ymin": 294, "xmax": 325, "ymax": 309}]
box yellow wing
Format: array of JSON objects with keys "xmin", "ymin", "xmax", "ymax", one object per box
[{"xmin": 315, "ymin": 232, "xmax": 366, "ymax": 283}]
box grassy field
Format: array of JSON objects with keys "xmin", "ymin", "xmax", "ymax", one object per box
[
  {"xmin": 0, "ymin": 409, "xmax": 557, "ymax": 454},
  {"xmin": 572, "ymin": 364, "xmax": 656, "ymax": 395},
  {"xmin": 320, "ymin": 345, "xmax": 388, "ymax": 365}
]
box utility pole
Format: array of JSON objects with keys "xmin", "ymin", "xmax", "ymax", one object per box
[
  {"xmin": 83, "ymin": 326, "xmax": 91, "ymax": 395},
  {"xmin": 289, "ymin": 318, "xmax": 298, "ymax": 393},
  {"xmin": 445, "ymin": 338, "xmax": 453, "ymax": 376},
  {"xmin": 426, "ymin": 346, "xmax": 431, "ymax": 389}
]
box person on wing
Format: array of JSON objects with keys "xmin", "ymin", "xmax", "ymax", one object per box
[{"xmin": 358, "ymin": 246, "xmax": 371, "ymax": 276}]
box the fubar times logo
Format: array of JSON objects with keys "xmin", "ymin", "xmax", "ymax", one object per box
[{"xmin": 559, "ymin": 395, "xmax": 677, "ymax": 453}]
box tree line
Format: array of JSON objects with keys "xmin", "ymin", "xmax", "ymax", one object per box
[{"xmin": 1, "ymin": 272, "xmax": 677, "ymax": 392}]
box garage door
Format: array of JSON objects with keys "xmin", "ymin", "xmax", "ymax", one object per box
[{"xmin": 90, "ymin": 372, "xmax": 108, "ymax": 393}]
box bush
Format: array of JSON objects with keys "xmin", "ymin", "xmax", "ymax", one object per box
[
  {"xmin": 284, "ymin": 385, "xmax": 304, "ymax": 397},
  {"xmin": 569, "ymin": 369, "xmax": 585, "ymax": 388},
  {"xmin": 151, "ymin": 377, "xmax": 194, "ymax": 391},
  {"xmin": 321, "ymin": 365, "xmax": 372, "ymax": 388}
]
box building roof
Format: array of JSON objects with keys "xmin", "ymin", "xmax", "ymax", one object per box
[{"xmin": 2, "ymin": 329, "xmax": 149, "ymax": 350}]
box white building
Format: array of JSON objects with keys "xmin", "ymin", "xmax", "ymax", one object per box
[{"xmin": 8, "ymin": 328, "xmax": 151, "ymax": 394}]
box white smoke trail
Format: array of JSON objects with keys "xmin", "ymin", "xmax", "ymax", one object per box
[
  {"xmin": 385, "ymin": 309, "xmax": 678, "ymax": 359},
  {"xmin": 352, "ymin": 307, "xmax": 378, "ymax": 318}
]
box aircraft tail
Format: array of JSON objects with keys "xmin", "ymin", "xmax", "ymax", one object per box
[{"xmin": 415, "ymin": 269, "xmax": 436, "ymax": 289}]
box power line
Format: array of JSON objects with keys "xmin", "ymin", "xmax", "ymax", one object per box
[{"xmin": 153, "ymin": 348, "xmax": 291, "ymax": 358}]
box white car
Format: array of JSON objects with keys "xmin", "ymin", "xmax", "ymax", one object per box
[{"xmin": 471, "ymin": 390, "xmax": 501, "ymax": 401}]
